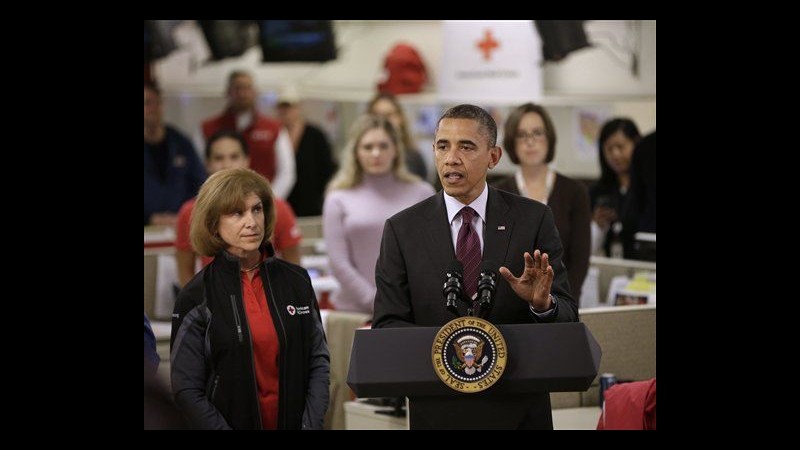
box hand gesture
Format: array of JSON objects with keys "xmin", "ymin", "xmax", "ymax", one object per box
[
  {"xmin": 592, "ymin": 206, "xmax": 617, "ymax": 230},
  {"xmin": 499, "ymin": 250, "xmax": 553, "ymax": 311}
]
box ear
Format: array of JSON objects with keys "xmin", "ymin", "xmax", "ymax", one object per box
[{"xmin": 488, "ymin": 146, "xmax": 502, "ymax": 169}]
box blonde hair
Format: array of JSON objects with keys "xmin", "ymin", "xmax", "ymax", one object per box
[
  {"xmin": 190, "ymin": 168, "xmax": 277, "ymax": 257},
  {"xmin": 327, "ymin": 114, "xmax": 420, "ymax": 192}
]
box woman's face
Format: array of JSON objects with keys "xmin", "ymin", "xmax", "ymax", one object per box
[
  {"xmin": 217, "ymin": 192, "xmax": 265, "ymax": 258},
  {"xmin": 603, "ymin": 130, "xmax": 636, "ymax": 175},
  {"xmin": 370, "ymin": 99, "xmax": 404, "ymax": 134},
  {"xmin": 206, "ymin": 137, "xmax": 249, "ymax": 174},
  {"xmin": 514, "ymin": 112, "xmax": 549, "ymax": 167},
  {"xmin": 356, "ymin": 128, "xmax": 397, "ymax": 176}
]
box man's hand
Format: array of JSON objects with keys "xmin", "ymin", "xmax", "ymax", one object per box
[{"xmin": 499, "ymin": 250, "xmax": 554, "ymax": 311}]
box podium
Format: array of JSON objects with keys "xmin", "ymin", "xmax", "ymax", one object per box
[{"xmin": 347, "ymin": 322, "xmax": 601, "ymax": 429}]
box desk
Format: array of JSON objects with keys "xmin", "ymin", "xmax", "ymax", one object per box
[
  {"xmin": 588, "ymin": 256, "xmax": 656, "ymax": 304},
  {"xmin": 552, "ymin": 407, "xmax": 601, "ymax": 430},
  {"xmin": 311, "ymin": 275, "xmax": 340, "ymax": 297},
  {"xmin": 151, "ymin": 321, "xmax": 172, "ymax": 390},
  {"xmin": 144, "ymin": 227, "xmax": 178, "ymax": 320},
  {"xmin": 344, "ymin": 400, "xmax": 408, "ymax": 430},
  {"xmin": 343, "ymin": 401, "xmax": 600, "ymax": 430}
]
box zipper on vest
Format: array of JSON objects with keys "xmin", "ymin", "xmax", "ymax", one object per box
[
  {"xmin": 210, "ymin": 374, "xmax": 220, "ymax": 402},
  {"xmin": 229, "ymin": 295, "xmax": 243, "ymax": 343}
]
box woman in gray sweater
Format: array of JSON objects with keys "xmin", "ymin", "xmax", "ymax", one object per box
[{"xmin": 323, "ymin": 115, "xmax": 435, "ymax": 314}]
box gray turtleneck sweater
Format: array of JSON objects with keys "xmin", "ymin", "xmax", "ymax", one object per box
[{"xmin": 323, "ymin": 173, "xmax": 435, "ymax": 314}]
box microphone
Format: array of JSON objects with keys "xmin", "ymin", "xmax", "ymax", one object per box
[
  {"xmin": 443, "ymin": 261, "xmax": 464, "ymax": 316},
  {"xmin": 476, "ymin": 261, "xmax": 497, "ymax": 318}
]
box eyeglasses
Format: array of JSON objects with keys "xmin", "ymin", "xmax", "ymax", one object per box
[{"xmin": 515, "ymin": 129, "xmax": 547, "ymax": 142}]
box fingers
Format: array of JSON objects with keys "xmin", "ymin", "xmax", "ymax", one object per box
[
  {"xmin": 531, "ymin": 250, "xmax": 547, "ymax": 269},
  {"xmin": 524, "ymin": 251, "xmax": 535, "ymax": 268},
  {"xmin": 523, "ymin": 250, "xmax": 553, "ymax": 277},
  {"xmin": 531, "ymin": 250, "xmax": 552, "ymax": 274},
  {"xmin": 499, "ymin": 266, "xmax": 517, "ymax": 284}
]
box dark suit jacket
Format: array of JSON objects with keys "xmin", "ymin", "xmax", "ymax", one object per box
[
  {"xmin": 372, "ymin": 187, "xmax": 578, "ymax": 429},
  {"xmin": 493, "ymin": 173, "xmax": 591, "ymax": 304}
]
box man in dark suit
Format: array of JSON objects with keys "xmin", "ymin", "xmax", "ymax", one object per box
[{"xmin": 372, "ymin": 104, "xmax": 578, "ymax": 429}]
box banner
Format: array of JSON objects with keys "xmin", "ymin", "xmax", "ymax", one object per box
[{"xmin": 439, "ymin": 21, "xmax": 542, "ymax": 105}]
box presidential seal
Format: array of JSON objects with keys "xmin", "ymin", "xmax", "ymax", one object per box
[{"xmin": 431, "ymin": 317, "xmax": 507, "ymax": 393}]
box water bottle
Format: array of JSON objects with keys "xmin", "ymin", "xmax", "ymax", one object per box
[{"xmin": 599, "ymin": 373, "xmax": 617, "ymax": 407}]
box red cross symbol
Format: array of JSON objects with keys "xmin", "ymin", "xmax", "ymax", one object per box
[{"xmin": 477, "ymin": 29, "xmax": 500, "ymax": 61}]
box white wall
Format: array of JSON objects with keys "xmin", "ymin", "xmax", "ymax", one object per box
[
  {"xmin": 156, "ymin": 20, "xmax": 654, "ymax": 98},
  {"xmin": 154, "ymin": 20, "xmax": 655, "ymax": 179},
  {"xmin": 155, "ymin": 20, "xmax": 442, "ymax": 97},
  {"xmin": 544, "ymin": 20, "xmax": 656, "ymax": 96}
]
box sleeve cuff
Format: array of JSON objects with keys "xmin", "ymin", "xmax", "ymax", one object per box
[{"xmin": 530, "ymin": 295, "xmax": 557, "ymax": 318}]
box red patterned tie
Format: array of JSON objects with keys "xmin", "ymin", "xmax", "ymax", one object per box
[{"xmin": 456, "ymin": 207, "xmax": 481, "ymax": 300}]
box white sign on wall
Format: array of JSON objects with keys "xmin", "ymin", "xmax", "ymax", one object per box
[{"xmin": 439, "ymin": 20, "xmax": 542, "ymax": 105}]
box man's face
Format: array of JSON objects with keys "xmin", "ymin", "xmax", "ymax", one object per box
[
  {"xmin": 228, "ymin": 75, "xmax": 256, "ymax": 112},
  {"xmin": 276, "ymin": 103, "xmax": 300, "ymax": 126},
  {"xmin": 434, "ymin": 118, "xmax": 501, "ymax": 205}
]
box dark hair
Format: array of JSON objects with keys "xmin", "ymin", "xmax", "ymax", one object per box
[
  {"xmin": 503, "ymin": 102, "xmax": 557, "ymax": 164},
  {"xmin": 367, "ymin": 93, "xmax": 416, "ymax": 154},
  {"xmin": 226, "ymin": 69, "xmax": 252, "ymax": 91},
  {"xmin": 204, "ymin": 130, "xmax": 249, "ymax": 160},
  {"xmin": 436, "ymin": 104, "xmax": 497, "ymax": 147},
  {"xmin": 597, "ymin": 118, "xmax": 642, "ymax": 188},
  {"xmin": 144, "ymin": 80, "xmax": 161, "ymax": 97}
]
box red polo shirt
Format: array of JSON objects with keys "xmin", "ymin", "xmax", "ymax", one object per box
[{"xmin": 241, "ymin": 265, "xmax": 280, "ymax": 430}]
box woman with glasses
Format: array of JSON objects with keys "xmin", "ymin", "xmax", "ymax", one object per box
[{"xmin": 493, "ymin": 103, "xmax": 591, "ymax": 305}]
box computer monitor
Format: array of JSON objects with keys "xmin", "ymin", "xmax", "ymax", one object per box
[
  {"xmin": 633, "ymin": 232, "xmax": 656, "ymax": 262},
  {"xmin": 258, "ymin": 20, "xmax": 336, "ymax": 62}
]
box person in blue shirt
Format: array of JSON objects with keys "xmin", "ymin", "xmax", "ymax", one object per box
[
  {"xmin": 144, "ymin": 81, "xmax": 206, "ymax": 226},
  {"xmin": 144, "ymin": 312, "xmax": 159, "ymax": 376}
]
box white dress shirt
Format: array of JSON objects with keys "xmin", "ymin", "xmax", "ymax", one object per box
[{"xmin": 442, "ymin": 183, "xmax": 555, "ymax": 317}]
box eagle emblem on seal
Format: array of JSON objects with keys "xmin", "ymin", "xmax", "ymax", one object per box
[{"xmin": 452, "ymin": 335, "xmax": 489, "ymax": 375}]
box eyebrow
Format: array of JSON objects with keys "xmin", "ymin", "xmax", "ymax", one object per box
[{"xmin": 436, "ymin": 139, "xmax": 477, "ymax": 146}]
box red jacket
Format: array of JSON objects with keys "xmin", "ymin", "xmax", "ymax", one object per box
[
  {"xmin": 202, "ymin": 109, "xmax": 283, "ymax": 181},
  {"xmin": 597, "ymin": 378, "xmax": 656, "ymax": 430}
]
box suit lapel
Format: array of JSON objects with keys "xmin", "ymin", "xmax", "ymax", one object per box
[
  {"xmin": 484, "ymin": 187, "xmax": 513, "ymax": 267},
  {"xmin": 423, "ymin": 192, "xmax": 456, "ymax": 273}
]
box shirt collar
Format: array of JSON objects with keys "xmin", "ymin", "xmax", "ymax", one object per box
[{"xmin": 444, "ymin": 182, "xmax": 489, "ymax": 225}]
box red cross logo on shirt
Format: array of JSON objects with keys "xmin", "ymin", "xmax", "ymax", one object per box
[{"xmin": 477, "ymin": 29, "xmax": 500, "ymax": 61}]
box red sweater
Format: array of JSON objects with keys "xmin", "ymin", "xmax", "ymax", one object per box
[{"xmin": 597, "ymin": 378, "xmax": 656, "ymax": 430}]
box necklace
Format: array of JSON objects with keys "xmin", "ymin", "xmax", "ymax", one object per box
[{"xmin": 240, "ymin": 260, "xmax": 261, "ymax": 273}]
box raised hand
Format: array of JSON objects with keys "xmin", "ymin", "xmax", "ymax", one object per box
[{"xmin": 499, "ymin": 249, "xmax": 554, "ymax": 312}]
